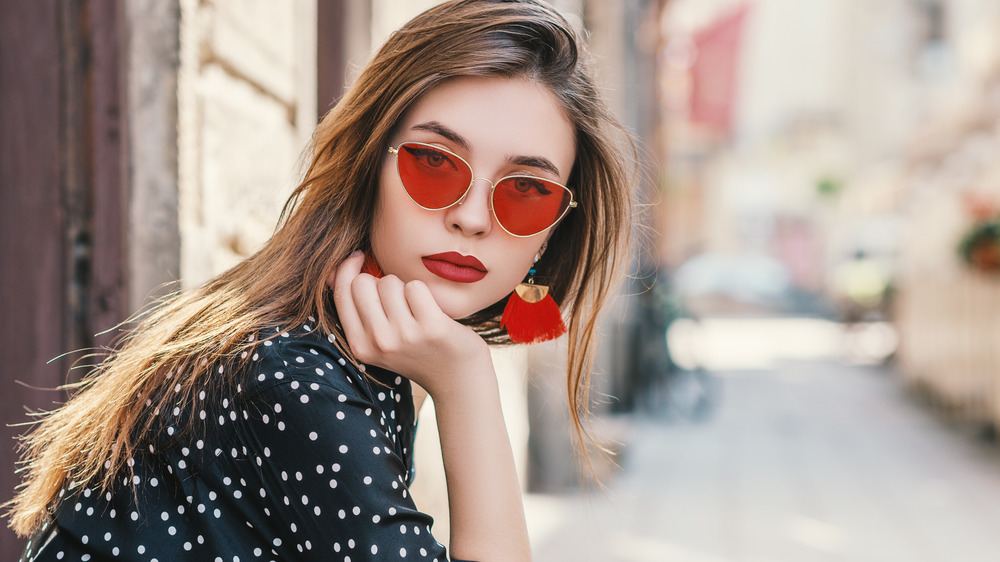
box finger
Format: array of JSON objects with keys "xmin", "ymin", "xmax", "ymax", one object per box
[
  {"xmin": 332, "ymin": 252, "xmax": 366, "ymax": 338},
  {"xmin": 403, "ymin": 280, "xmax": 448, "ymax": 324},
  {"xmin": 350, "ymin": 271, "xmax": 390, "ymax": 334},
  {"xmin": 376, "ymin": 275, "xmax": 416, "ymax": 326}
]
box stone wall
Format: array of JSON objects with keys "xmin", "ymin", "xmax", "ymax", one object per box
[{"xmin": 178, "ymin": 0, "xmax": 317, "ymax": 287}]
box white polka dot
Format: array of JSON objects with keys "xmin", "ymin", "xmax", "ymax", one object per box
[
  {"xmin": 332, "ymin": 463, "xmax": 341, "ymax": 472},
  {"xmin": 363, "ymin": 476, "xmax": 372, "ymax": 485},
  {"xmin": 353, "ymin": 506, "xmax": 361, "ymax": 516},
  {"xmin": 400, "ymin": 547, "xmax": 407, "ymax": 557},
  {"xmin": 291, "ymin": 381, "xmax": 300, "ymax": 390},
  {"xmin": 301, "ymin": 495, "xmax": 309, "ymax": 505},
  {"xmin": 400, "ymin": 524, "xmax": 407, "ymax": 534},
  {"xmin": 388, "ymin": 507, "xmax": 397, "ymax": 515},
  {"xmin": 168, "ymin": 526, "xmax": 176, "ymax": 535},
  {"xmin": 373, "ymin": 515, "xmax": 381, "ymax": 523},
  {"xmin": 336, "ymin": 411, "xmax": 345, "ymax": 420},
  {"xmin": 184, "ymin": 542, "xmax": 192, "ymax": 551},
  {"xmin": 339, "ymin": 445, "xmax": 348, "ymax": 454},
  {"xmin": 314, "ymin": 506, "xmax": 322, "ymax": 516},
  {"xmin": 329, "ymin": 479, "xmax": 338, "ymax": 488},
  {"xmin": 161, "ymin": 511, "xmax": 169, "ymax": 521},
  {"xmin": 254, "ymin": 548, "xmax": 262, "ymax": 556},
  {"xmin": 300, "ymin": 394, "xmax": 310, "ymax": 403},
  {"xmin": 309, "ymin": 431, "xmax": 318, "ymax": 441},
  {"xmin": 371, "ymin": 545, "xmax": 378, "ymax": 555}
]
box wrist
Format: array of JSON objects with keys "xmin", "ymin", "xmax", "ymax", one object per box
[{"xmin": 421, "ymin": 343, "xmax": 495, "ymax": 402}]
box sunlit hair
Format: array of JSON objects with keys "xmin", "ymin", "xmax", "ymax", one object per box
[{"xmin": 7, "ymin": 0, "xmax": 633, "ymax": 536}]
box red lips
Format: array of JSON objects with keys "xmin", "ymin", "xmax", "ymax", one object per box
[{"xmin": 422, "ymin": 252, "xmax": 487, "ymax": 283}]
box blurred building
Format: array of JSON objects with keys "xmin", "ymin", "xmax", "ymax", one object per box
[
  {"xmin": 657, "ymin": 1, "xmax": 996, "ymax": 301},
  {"xmin": 657, "ymin": 0, "xmax": 1000, "ymax": 421}
]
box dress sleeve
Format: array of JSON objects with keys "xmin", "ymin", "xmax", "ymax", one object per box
[{"xmin": 233, "ymin": 342, "xmax": 453, "ymax": 561}]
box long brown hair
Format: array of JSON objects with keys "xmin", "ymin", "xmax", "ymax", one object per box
[{"xmin": 7, "ymin": 0, "xmax": 633, "ymax": 536}]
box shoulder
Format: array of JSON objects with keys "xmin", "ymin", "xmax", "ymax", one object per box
[
  {"xmin": 246, "ymin": 323, "xmax": 360, "ymax": 394},
  {"xmin": 238, "ymin": 321, "xmax": 413, "ymax": 425}
]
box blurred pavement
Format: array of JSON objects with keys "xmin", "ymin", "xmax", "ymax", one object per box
[{"xmin": 525, "ymin": 343, "xmax": 1000, "ymax": 561}]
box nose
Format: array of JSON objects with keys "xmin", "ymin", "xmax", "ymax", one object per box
[{"xmin": 444, "ymin": 177, "xmax": 493, "ymax": 237}]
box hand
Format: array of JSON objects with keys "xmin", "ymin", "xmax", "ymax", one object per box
[{"xmin": 330, "ymin": 252, "xmax": 492, "ymax": 398}]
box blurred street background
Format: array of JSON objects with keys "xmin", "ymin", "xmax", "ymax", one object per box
[{"xmin": 4, "ymin": 0, "xmax": 1000, "ymax": 560}]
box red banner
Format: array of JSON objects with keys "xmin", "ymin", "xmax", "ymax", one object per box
[{"xmin": 689, "ymin": 4, "xmax": 750, "ymax": 136}]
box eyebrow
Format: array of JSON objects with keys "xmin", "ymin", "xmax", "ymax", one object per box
[{"xmin": 411, "ymin": 120, "xmax": 563, "ymax": 177}]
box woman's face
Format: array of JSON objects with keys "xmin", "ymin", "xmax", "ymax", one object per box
[{"xmin": 370, "ymin": 77, "xmax": 576, "ymax": 319}]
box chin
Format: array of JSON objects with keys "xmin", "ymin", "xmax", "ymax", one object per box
[{"xmin": 431, "ymin": 288, "xmax": 499, "ymax": 321}]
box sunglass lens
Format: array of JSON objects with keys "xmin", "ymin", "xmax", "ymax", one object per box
[
  {"xmin": 397, "ymin": 144, "xmax": 473, "ymax": 209},
  {"xmin": 493, "ymin": 177, "xmax": 571, "ymax": 236}
]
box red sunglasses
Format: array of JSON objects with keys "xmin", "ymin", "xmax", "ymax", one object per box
[{"xmin": 388, "ymin": 141, "xmax": 577, "ymax": 237}]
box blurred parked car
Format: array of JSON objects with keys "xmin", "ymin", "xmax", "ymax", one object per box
[{"xmin": 674, "ymin": 253, "xmax": 796, "ymax": 316}]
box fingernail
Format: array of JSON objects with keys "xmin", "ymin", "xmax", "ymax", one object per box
[{"xmin": 350, "ymin": 250, "xmax": 362, "ymax": 258}]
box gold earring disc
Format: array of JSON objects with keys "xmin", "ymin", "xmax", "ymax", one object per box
[{"xmin": 514, "ymin": 283, "xmax": 549, "ymax": 304}]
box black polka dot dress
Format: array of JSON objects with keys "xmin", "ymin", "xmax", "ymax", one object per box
[{"xmin": 21, "ymin": 323, "xmax": 461, "ymax": 561}]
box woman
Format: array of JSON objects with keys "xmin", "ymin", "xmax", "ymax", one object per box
[{"xmin": 8, "ymin": 0, "xmax": 633, "ymax": 560}]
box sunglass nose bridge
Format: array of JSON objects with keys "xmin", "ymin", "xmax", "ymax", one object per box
[{"xmin": 458, "ymin": 176, "xmax": 495, "ymax": 206}]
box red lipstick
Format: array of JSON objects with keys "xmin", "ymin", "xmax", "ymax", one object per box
[{"xmin": 422, "ymin": 252, "xmax": 488, "ymax": 283}]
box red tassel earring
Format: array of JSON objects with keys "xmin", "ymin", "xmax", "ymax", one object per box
[{"xmin": 501, "ymin": 254, "xmax": 566, "ymax": 344}]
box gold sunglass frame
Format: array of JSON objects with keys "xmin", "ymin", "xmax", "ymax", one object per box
[{"xmin": 388, "ymin": 141, "xmax": 578, "ymax": 238}]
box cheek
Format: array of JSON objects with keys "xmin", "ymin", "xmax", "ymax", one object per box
[{"xmin": 370, "ymin": 167, "xmax": 402, "ymax": 251}]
